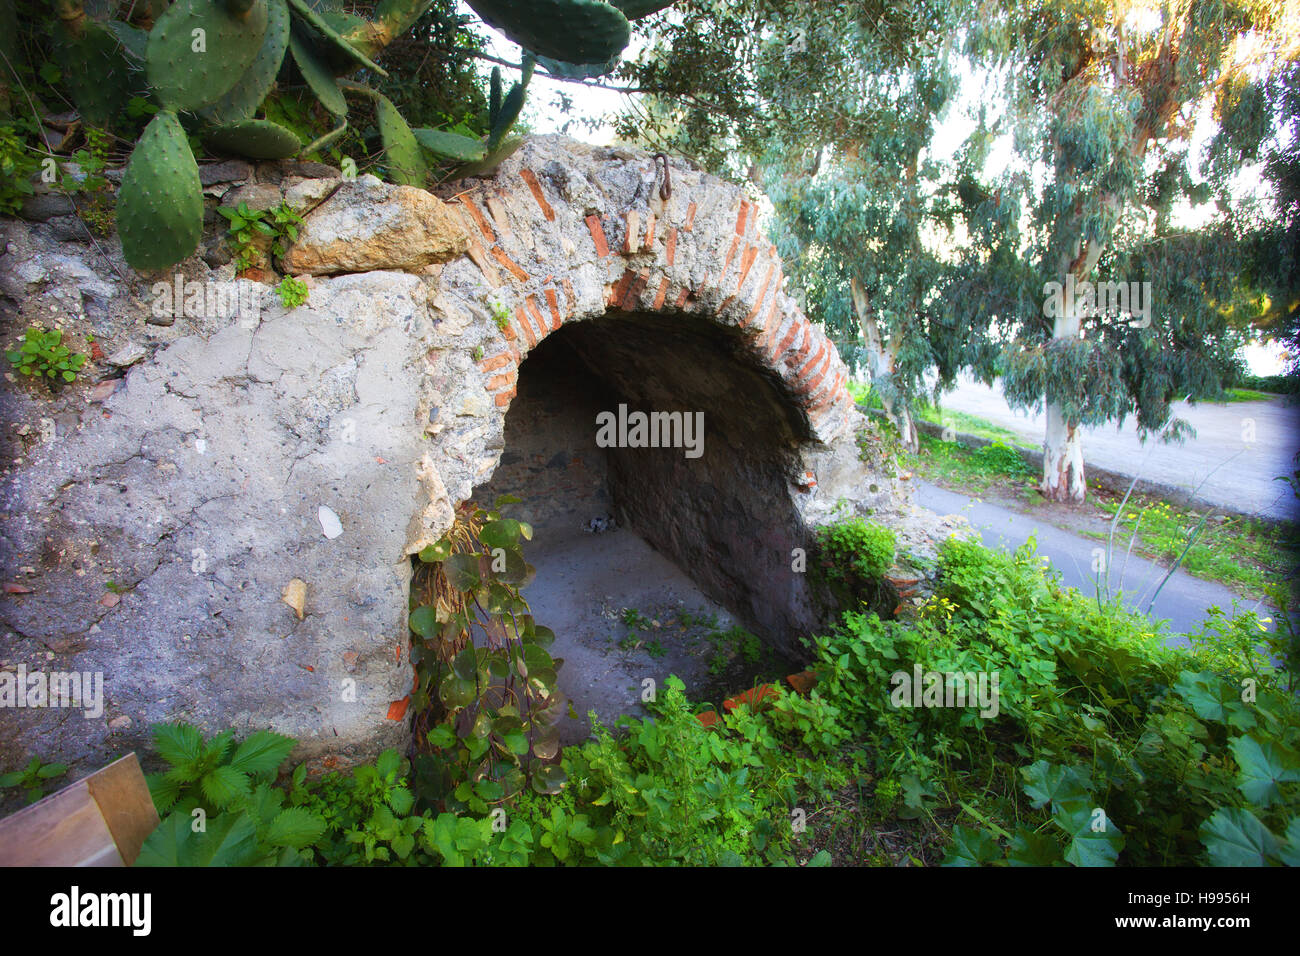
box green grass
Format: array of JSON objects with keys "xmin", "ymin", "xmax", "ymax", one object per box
[
  {"xmin": 846, "ymin": 379, "xmax": 1025, "ymax": 443},
  {"xmin": 1091, "ymin": 493, "xmax": 1298, "ymax": 600},
  {"xmin": 1209, "ymin": 388, "xmax": 1278, "ymax": 404},
  {"xmin": 901, "ymin": 433, "xmax": 1039, "ymax": 497}
]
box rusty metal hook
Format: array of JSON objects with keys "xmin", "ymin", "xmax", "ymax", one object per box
[{"xmin": 653, "ymin": 153, "xmax": 671, "ymax": 201}]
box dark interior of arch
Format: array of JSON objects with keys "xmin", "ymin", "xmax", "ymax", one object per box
[{"xmin": 474, "ymin": 310, "xmax": 822, "ymax": 658}]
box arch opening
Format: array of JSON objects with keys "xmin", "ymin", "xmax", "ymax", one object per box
[{"xmin": 473, "ymin": 309, "xmax": 822, "ymax": 740}]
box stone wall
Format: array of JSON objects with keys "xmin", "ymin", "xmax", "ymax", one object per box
[{"xmin": 0, "ymin": 135, "xmax": 956, "ymax": 785}]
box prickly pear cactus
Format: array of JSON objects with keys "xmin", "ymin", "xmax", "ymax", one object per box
[
  {"xmin": 206, "ymin": 118, "xmax": 303, "ymax": 159},
  {"xmin": 53, "ymin": 19, "xmax": 141, "ymax": 128},
  {"xmin": 465, "ymin": 0, "xmax": 631, "ymax": 65},
  {"xmin": 374, "ymin": 91, "xmax": 427, "ymax": 186},
  {"xmin": 146, "ymin": 0, "xmax": 270, "ymax": 111},
  {"xmin": 288, "ymin": 23, "xmax": 348, "ymax": 116},
  {"xmin": 116, "ymin": 110, "xmax": 205, "ymax": 272},
  {"xmin": 200, "ymin": 0, "xmax": 291, "ymax": 126}
]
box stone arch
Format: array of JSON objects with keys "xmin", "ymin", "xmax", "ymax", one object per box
[{"xmin": 434, "ymin": 137, "xmax": 856, "ymax": 446}]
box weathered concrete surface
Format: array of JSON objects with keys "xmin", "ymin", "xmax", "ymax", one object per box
[{"xmin": 0, "ymin": 135, "xmax": 957, "ymax": 787}]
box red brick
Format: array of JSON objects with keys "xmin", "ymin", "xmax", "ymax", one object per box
[
  {"xmin": 684, "ymin": 201, "xmax": 697, "ymax": 231},
  {"xmin": 525, "ymin": 295, "xmax": 548, "ymax": 340},
  {"xmin": 491, "ymin": 246, "xmax": 530, "ymax": 283},
  {"xmin": 651, "ymin": 277, "xmax": 670, "ymax": 310},
  {"xmin": 519, "ymin": 168, "xmax": 555, "ymax": 221},
  {"xmin": 722, "ymin": 236, "xmax": 740, "ymax": 275},
  {"xmin": 562, "ymin": 277, "xmax": 576, "ymax": 304},
  {"xmin": 674, "ymin": 287, "xmax": 691, "ymax": 309},
  {"xmin": 485, "ymin": 370, "xmax": 516, "ymax": 390},
  {"xmin": 585, "ymin": 215, "xmax": 609, "ymax": 257},
  {"xmin": 494, "ymin": 387, "xmax": 516, "ymax": 407},
  {"xmin": 796, "ymin": 339, "xmax": 827, "ymax": 379},
  {"xmin": 774, "ymin": 315, "xmax": 801, "ymax": 359},
  {"xmin": 799, "ymin": 354, "xmax": 833, "ymax": 395},
  {"xmin": 621, "ymin": 270, "xmax": 649, "ymax": 310},
  {"xmin": 734, "ymin": 244, "xmax": 759, "ymax": 292},
  {"xmin": 515, "ymin": 305, "xmax": 537, "ymax": 347},
  {"xmin": 544, "ymin": 286, "xmax": 563, "ymax": 330},
  {"xmin": 735, "ymin": 200, "xmax": 750, "ymax": 236},
  {"xmin": 457, "ymin": 197, "xmax": 494, "ymax": 242},
  {"xmin": 608, "ymin": 269, "xmax": 636, "ymax": 308},
  {"xmin": 644, "ymin": 211, "xmax": 656, "ymax": 249},
  {"xmin": 743, "ymin": 263, "xmax": 777, "ymax": 325},
  {"xmin": 477, "ymin": 351, "xmax": 513, "ymax": 373},
  {"xmin": 665, "ymin": 227, "xmax": 678, "ymax": 267}
]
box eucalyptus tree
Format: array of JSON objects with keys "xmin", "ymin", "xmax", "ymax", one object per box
[
  {"xmin": 967, "ymin": 0, "xmax": 1300, "ymax": 500},
  {"xmin": 615, "ymin": 0, "xmax": 991, "ymax": 449}
]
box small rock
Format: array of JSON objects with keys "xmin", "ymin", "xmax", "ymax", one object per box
[
  {"xmin": 198, "ymin": 160, "xmax": 253, "ymax": 187},
  {"xmin": 88, "ymin": 379, "xmax": 119, "ymax": 402},
  {"xmin": 108, "ymin": 715, "xmax": 132, "ymax": 730},
  {"xmin": 145, "ymin": 310, "xmax": 175, "ymax": 327},
  {"xmin": 99, "ymin": 592, "xmax": 120, "ymax": 608},
  {"xmin": 318, "ymin": 505, "xmax": 343, "ymax": 539},
  {"xmin": 106, "ymin": 342, "xmax": 146, "ymax": 368},
  {"xmin": 281, "ymin": 578, "xmax": 307, "ymax": 620}
]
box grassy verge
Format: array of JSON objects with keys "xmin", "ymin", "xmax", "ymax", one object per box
[{"xmin": 898, "ymin": 411, "xmax": 1298, "ymax": 601}]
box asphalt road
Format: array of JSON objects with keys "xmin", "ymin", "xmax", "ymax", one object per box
[
  {"xmin": 936, "ymin": 377, "xmax": 1300, "ymax": 522},
  {"xmin": 914, "ymin": 480, "xmax": 1273, "ymax": 644}
]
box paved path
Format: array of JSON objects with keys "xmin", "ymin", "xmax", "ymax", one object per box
[
  {"xmin": 935, "ymin": 377, "xmax": 1300, "ymax": 522},
  {"xmin": 914, "ymin": 481, "xmax": 1273, "ymax": 643}
]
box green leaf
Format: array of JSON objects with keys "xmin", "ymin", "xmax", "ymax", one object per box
[
  {"xmin": 531, "ymin": 764, "xmax": 567, "ymax": 794},
  {"xmin": 152, "ymin": 722, "xmax": 205, "ymax": 770},
  {"xmin": 1021, "ymin": 760, "xmax": 1091, "ymax": 811},
  {"xmin": 479, "ymin": 519, "xmax": 522, "ymax": 550},
  {"xmin": 418, "ymin": 538, "xmax": 454, "ymax": 563},
  {"xmin": 1054, "ymin": 804, "xmax": 1123, "ymax": 867},
  {"xmin": 135, "ymin": 810, "xmax": 262, "ymax": 867},
  {"xmin": 409, "ymin": 604, "xmax": 438, "ymax": 638},
  {"xmin": 1007, "ymin": 826, "xmax": 1061, "ymax": 866},
  {"xmin": 200, "ymin": 765, "xmax": 252, "ymax": 809},
  {"xmin": 265, "ymin": 807, "xmax": 326, "ymax": 849},
  {"xmin": 228, "ymin": 730, "xmax": 296, "ymax": 776},
  {"xmin": 443, "ymin": 553, "xmax": 481, "ymax": 591},
  {"xmin": 943, "ymin": 824, "xmax": 1002, "ymax": 866},
  {"xmin": 1200, "ymin": 808, "xmax": 1282, "ymax": 866},
  {"xmin": 1230, "ymin": 734, "xmax": 1300, "ymax": 808}
]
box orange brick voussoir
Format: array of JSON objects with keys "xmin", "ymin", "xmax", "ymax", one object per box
[
  {"xmin": 585, "ymin": 215, "xmax": 610, "ymax": 257},
  {"xmin": 519, "ymin": 169, "xmax": 555, "ymax": 221}
]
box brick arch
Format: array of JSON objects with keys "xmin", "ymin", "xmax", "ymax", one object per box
[{"xmin": 437, "ymin": 136, "xmax": 856, "ymax": 446}]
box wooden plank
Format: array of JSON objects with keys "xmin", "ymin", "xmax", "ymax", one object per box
[
  {"xmin": 0, "ymin": 754, "xmax": 158, "ymax": 867},
  {"xmin": 86, "ymin": 755, "xmax": 159, "ymax": 866}
]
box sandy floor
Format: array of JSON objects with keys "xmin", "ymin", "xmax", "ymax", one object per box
[{"xmin": 520, "ymin": 523, "xmax": 777, "ymax": 745}]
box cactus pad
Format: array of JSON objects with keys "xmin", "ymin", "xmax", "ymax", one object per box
[
  {"xmin": 286, "ymin": 0, "xmax": 388, "ymax": 77},
  {"xmin": 146, "ymin": 0, "xmax": 270, "ymax": 112},
  {"xmin": 466, "ymin": 0, "xmax": 630, "ymax": 65},
  {"xmin": 116, "ymin": 110, "xmax": 204, "ymax": 272},
  {"xmin": 413, "ymin": 128, "xmax": 487, "ymax": 163},
  {"xmin": 288, "ymin": 21, "xmax": 347, "ymax": 116},
  {"xmin": 448, "ymin": 135, "xmax": 523, "ymax": 180},
  {"xmin": 54, "ymin": 20, "xmax": 140, "ymax": 128},
  {"xmin": 201, "ymin": 0, "xmax": 291, "ymax": 126},
  {"xmin": 206, "ymin": 118, "xmax": 303, "ymax": 158},
  {"xmin": 374, "ymin": 90, "xmax": 427, "ymax": 185}
]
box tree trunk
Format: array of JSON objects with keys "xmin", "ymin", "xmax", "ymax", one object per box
[
  {"xmin": 851, "ymin": 278, "xmax": 918, "ymax": 452},
  {"xmin": 1042, "ymin": 407, "xmax": 1086, "ymax": 501}
]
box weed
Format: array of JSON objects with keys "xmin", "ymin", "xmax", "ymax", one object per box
[
  {"xmin": 276, "ymin": 275, "xmax": 310, "ymax": 310},
  {"xmin": 6, "ymin": 326, "xmax": 89, "ymax": 387}
]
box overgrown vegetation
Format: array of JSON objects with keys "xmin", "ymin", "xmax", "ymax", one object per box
[{"xmin": 110, "ymin": 520, "xmax": 1298, "ymax": 867}]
